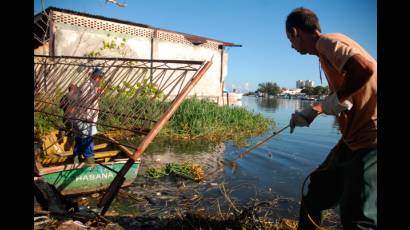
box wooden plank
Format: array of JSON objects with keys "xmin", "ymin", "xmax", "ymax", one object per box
[{"xmin": 100, "ymin": 134, "xmax": 134, "ymax": 158}]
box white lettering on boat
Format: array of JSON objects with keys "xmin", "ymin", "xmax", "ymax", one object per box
[{"xmin": 75, "ymin": 172, "xmax": 114, "ymax": 181}]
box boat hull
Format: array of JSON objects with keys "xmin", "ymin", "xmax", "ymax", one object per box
[{"xmin": 40, "ymin": 160, "xmax": 140, "ymax": 195}]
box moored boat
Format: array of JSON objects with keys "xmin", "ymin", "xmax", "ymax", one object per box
[{"xmin": 40, "ymin": 159, "xmax": 140, "ymax": 195}]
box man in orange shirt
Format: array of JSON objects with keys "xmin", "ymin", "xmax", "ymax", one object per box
[{"xmin": 286, "ymin": 7, "xmax": 377, "ymax": 229}]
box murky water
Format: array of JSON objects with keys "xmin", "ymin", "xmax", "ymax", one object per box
[{"xmin": 89, "ymin": 96, "xmax": 341, "ymax": 220}]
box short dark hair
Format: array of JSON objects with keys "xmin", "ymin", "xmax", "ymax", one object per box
[
  {"xmin": 286, "ymin": 7, "xmax": 321, "ymax": 33},
  {"xmin": 91, "ymin": 67, "xmax": 104, "ymax": 79}
]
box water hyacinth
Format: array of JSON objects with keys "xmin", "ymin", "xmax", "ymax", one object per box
[{"xmin": 161, "ymin": 97, "xmax": 274, "ymax": 143}]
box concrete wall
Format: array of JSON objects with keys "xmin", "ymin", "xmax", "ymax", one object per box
[
  {"xmin": 155, "ymin": 40, "xmax": 222, "ymax": 98},
  {"xmin": 52, "ymin": 22, "xmax": 228, "ymax": 101}
]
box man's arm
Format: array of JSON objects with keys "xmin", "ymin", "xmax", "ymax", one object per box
[
  {"xmin": 336, "ymin": 54, "xmax": 375, "ymax": 101},
  {"xmin": 311, "ymin": 54, "xmax": 374, "ymax": 113}
]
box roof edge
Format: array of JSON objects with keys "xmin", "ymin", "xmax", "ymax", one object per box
[{"xmin": 37, "ymin": 6, "xmax": 241, "ymax": 47}]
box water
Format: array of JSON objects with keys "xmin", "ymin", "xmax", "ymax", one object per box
[
  {"xmin": 97, "ymin": 96, "xmax": 341, "ymax": 219},
  {"xmin": 223, "ymin": 97, "xmax": 341, "ymax": 204}
]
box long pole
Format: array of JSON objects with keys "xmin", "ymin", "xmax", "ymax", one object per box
[{"xmin": 227, "ymin": 125, "xmax": 290, "ymax": 164}]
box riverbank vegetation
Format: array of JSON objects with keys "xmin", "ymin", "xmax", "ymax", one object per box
[{"xmin": 161, "ymin": 97, "xmax": 273, "ymax": 142}]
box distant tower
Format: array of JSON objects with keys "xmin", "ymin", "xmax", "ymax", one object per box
[
  {"xmin": 305, "ymin": 80, "xmax": 314, "ymax": 87},
  {"xmin": 296, "ymin": 80, "xmax": 305, "ymax": 89}
]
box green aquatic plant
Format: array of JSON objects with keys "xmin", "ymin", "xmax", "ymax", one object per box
[
  {"xmin": 145, "ymin": 162, "xmax": 204, "ymax": 181},
  {"xmin": 161, "ymin": 97, "xmax": 274, "ymax": 143}
]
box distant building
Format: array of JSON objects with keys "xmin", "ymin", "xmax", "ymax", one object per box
[
  {"xmin": 305, "ymin": 80, "xmax": 315, "ymax": 88},
  {"xmin": 296, "ymin": 80, "xmax": 314, "ymax": 88},
  {"xmin": 296, "ymin": 80, "xmax": 305, "ymax": 89},
  {"xmin": 280, "ymin": 88, "xmax": 302, "ymax": 95}
]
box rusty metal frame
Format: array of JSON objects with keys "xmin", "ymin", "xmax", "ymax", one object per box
[{"xmin": 34, "ymin": 55, "xmax": 212, "ymax": 215}]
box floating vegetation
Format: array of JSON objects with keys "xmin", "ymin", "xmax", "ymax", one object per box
[{"xmin": 145, "ymin": 162, "xmax": 205, "ymax": 182}]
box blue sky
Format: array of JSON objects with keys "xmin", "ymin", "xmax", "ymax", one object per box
[{"xmin": 34, "ymin": 0, "xmax": 376, "ymax": 91}]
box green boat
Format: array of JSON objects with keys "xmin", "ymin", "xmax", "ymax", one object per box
[{"xmin": 39, "ymin": 159, "xmax": 141, "ymax": 195}]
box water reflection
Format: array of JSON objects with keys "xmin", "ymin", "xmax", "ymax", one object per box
[
  {"xmin": 256, "ymin": 97, "xmax": 279, "ymax": 112},
  {"xmin": 253, "ymin": 96, "xmax": 317, "ymax": 114}
]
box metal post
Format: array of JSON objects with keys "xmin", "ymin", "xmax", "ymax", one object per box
[{"xmin": 219, "ymin": 47, "xmax": 224, "ymax": 105}]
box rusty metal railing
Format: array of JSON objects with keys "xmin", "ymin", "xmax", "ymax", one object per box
[
  {"xmin": 34, "ymin": 55, "xmax": 208, "ymax": 134},
  {"xmin": 34, "ymin": 55, "xmax": 212, "ymax": 214}
]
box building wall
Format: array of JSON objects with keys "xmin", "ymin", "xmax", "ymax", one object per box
[
  {"xmin": 155, "ymin": 40, "xmax": 223, "ymax": 98},
  {"xmin": 48, "ymin": 11, "xmax": 229, "ymax": 101}
]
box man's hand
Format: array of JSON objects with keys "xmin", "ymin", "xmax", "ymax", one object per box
[
  {"xmin": 289, "ymin": 107, "xmax": 319, "ymax": 133},
  {"xmin": 321, "ymin": 92, "xmax": 353, "ymax": 115}
]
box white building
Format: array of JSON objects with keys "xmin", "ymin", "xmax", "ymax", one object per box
[
  {"xmin": 296, "ymin": 80, "xmax": 315, "ymax": 88},
  {"xmin": 34, "ymin": 7, "xmax": 241, "ymax": 105},
  {"xmin": 296, "ymin": 80, "xmax": 305, "ymax": 89},
  {"xmin": 305, "ymin": 80, "xmax": 315, "ymax": 88},
  {"xmin": 280, "ymin": 88, "xmax": 303, "ymax": 95}
]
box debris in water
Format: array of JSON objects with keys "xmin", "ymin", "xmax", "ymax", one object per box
[
  {"xmin": 145, "ymin": 162, "xmax": 205, "ymax": 182},
  {"xmin": 91, "ymin": 193, "xmax": 100, "ymax": 198}
]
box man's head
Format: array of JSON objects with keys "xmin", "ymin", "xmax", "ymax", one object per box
[
  {"xmin": 285, "ymin": 7, "xmax": 321, "ymax": 55},
  {"xmin": 91, "ymin": 67, "xmax": 104, "ymax": 83}
]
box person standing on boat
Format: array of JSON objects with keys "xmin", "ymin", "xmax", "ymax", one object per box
[
  {"xmin": 72, "ymin": 67, "xmax": 105, "ymax": 165},
  {"xmin": 285, "ymin": 7, "xmax": 377, "ymax": 229}
]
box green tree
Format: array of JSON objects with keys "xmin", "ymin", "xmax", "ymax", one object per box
[
  {"xmin": 301, "ymin": 86, "xmax": 314, "ymax": 95},
  {"xmin": 257, "ymin": 82, "xmax": 281, "ymax": 96},
  {"xmin": 312, "ymin": 86, "xmax": 329, "ymax": 95}
]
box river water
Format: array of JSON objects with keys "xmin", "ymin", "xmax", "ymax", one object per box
[
  {"xmin": 224, "ymin": 96, "xmax": 341, "ymax": 200},
  {"xmin": 95, "ymin": 96, "xmax": 341, "ymax": 221}
]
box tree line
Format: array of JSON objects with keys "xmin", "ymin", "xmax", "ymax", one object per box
[
  {"xmin": 253, "ymin": 82, "xmax": 329, "ymax": 96},
  {"xmin": 301, "ymin": 85, "xmax": 329, "ymax": 95}
]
